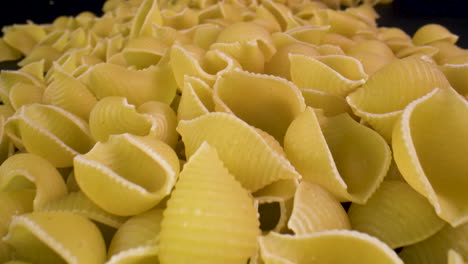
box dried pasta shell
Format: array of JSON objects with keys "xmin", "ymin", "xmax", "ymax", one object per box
[
  {"xmin": 214, "ymin": 69, "xmax": 306, "ymax": 142},
  {"xmin": 122, "ymin": 36, "xmax": 167, "ymax": 68},
  {"xmin": 392, "ymin": 87, "xmax": 468, "ymax": 227},
  {"xmin": 0, "ymin": 106, "xmax": 14, "ymax": 163},
  {"xmin": 177, "ymin": 113, "xmax": 301, "ymax": 192},
  {"xmin": 159, "ymin": 142, "xmax": 260, "ymax": 264},
  {"xmin": 440, "ymin": 55, "xmax": 468, "ymax": 95},
  {"xmin": 210, "ymin": 40, "xmax": 266, "ymax": 73},
  {"xmin": 284, "ymin": 108, "xmax": 391, "ymax": 203},
  {"xmin": 5, "ymin": 104, "xmax": 95, "ymax": 167},
  {"xmin": 74, "ymin": 134, "xmax": 180, "ymax": 216},
  {"xmin": 0, "ymin": 190, "xmax": 35, "ymax": 263},
  {"xmin": 326, "ymin": 9, "xmax": 374, "ymax": 38},
  {"xmin": 18, "ymin": 45, "xmax": 62, "ymax": 71},
  {"xmin": 348, "ymin": 180, "xmax": 445, "ymax": 248},
  {"xmin": 107, "ymin": 208, "xmax": 162, "ymax": 264},
  {"xmin": 0, "ymin": 70, "xmax": 44, "ymax": 106},
  {"xmin": 43, "ymin": 63, "xmax": 97, "ymax": 121},
  {"xmin": 177, "ymin": 76, "xmax": 214, "ymax": 121},
  {"xmin": 183, "ymin": 24, "xmax": 222, "ymax": 50},
  {"xmin": 321, "ymin": 33, "xmax": 356, "ymax": 51},
  {"xmin": 0, "ymin": 153, "xmax": 68, "ymax": 210},
  {"xmin": 4, "ymin": 212, "xmax": 106, "ymax": 264},
  {"xmin": 39, "ymin": 191, "xmax": 127, "ymax": 229},
  {"xmin": 290, "ymin": 54, "xmax": 367, "ymax": 97},
  {"xmin": 129, "ymin": 0, "xmax": 162, "ymax": 38},
  {"xmin": 346, "ymin": 56, "xmax": 450, "ymax": 141},
  {"xmin": 88, "ymin": 62, "xmax": 177, "ymax": 106},
  {"xmin": 261, "ymin": 0, "xmax": 301, "ymax": 31},
  {"xmin": 413, "ymin": 24, "xmax": 459, "ymax": 46},
  {"xmin": 162, "ymin": 8, "xmax": 199, "ymax": 30},
  {"xmin": 2, "ymin": 26, "xmax": 43, "ymax": 55},
  {"xmin": 0, "ymin": 39, "xmax": 22, "ymax": 62},
  {"xmin": 399, "ymin": 223, "xmax": 468, "ymax": 264},
  {"xmin": 137, "ymin": 101, "xmax": 178, "ymax": 148},
  {"xmin": 255, "ymin": 196, "xmax": 293, "ymax": 233},
  {"xmin": 300, "ymin": 88, "xmax": 352, "ymax": 116},
  {"xmin": 8, "ymin": 83, "xmax": 43, "ymax": 111},
  {"xmin": 259, "ymin": 230, "xmax": 403, "ymax": 264},
  {"xmin": 286, "ymin": 25, "xmax": 330, "ymax": 45},
  {"xmin": 288, "ymin": 181, "xmax": 350, "ymax": 235}
]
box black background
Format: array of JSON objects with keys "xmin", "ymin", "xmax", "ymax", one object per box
[{"xmin": 0, "ymin": 0, "xmax": 466, "ymax": 47}]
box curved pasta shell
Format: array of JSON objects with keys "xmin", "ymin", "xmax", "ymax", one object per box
[
  {"xmin": 9, "ymin": 83, "xmax": 44, "ymax": 110},
  {"xmin": 290, "ymin": 54, "xmax": 367, "ymax": 97},
  {"xmin": 39, "ymin": 191, "xmax": 127, "ymax": 229},
  {"xmin": 0, "ymin": 153, "xmax": 68, "ymax": 210},
  {"xmin": 210, "ymin": 40, "xmax": 266, "ymax": 73},
  {"xmin": 288, "ymin": 181, "xmax": 350, "ymax": 235},
  {"xmin": 259, "ymin": 231, "xmax": 403, "ymax": 264},
  {"xmin": 107, "ymin": 208, "xmax": 162, "ymax": 263},
  {"xmin": 88, "ymin": 62, "xmax": 177, "ymax": 106},
  {"xmin": 348, "ymin": 180, "xmax": 445, "ymax": 248},
  {"xmin": 255, "ymin": 196, "xmax": 293, "ymax": 233},
  {"xmin": 43, "ymin": 63, "xmax": 98, "ymax": 121},
  {"xmin": 18, "ymin": 45, "xmax": 62, "ymax": 71},
  {"xmin": 0, "ymin": 70, "xmax": 44, "ymax": 106},
  {"xmin": 413, "ymin": 24, "xmax": 458, "ymax": 46},
  {"xmin": 178, "ymin": 112, "xmax": 301, "ymax": 192},
  {"xmin": 159, "ymin": 142, "xmax": 260, "ymax": 264},
  {"xmin": 89, "ymin": 96, "xmax": 152, "ymax": 142},
  {"xmin": 214, "ymin": 69, "xmax": 306, "ymax": 142},
  {"xmin": 0, "ymin": 106, "xmax": 14, "ymax": 163},
  {"xmin": 129, "ymin": 0, "xmax": 162, "ymax": 38},
  {"xmin": 137, "ymin": 101, "xmax": 178, "ymax": 148},
  {"xmin": 326, "ymin": 9, "xmax": 374, "ymax": 38},
  {"xmin": 177, "ymin": 76, "xmax": 214, "ymax": 121},
  {"xmin": 5, "ymin": 104, "xmax": 95, "ymax": 167},
  {"xmin": 284, "ymin": 108, "xmax": 391, "ymax": 203},
  {"xmin": 74, "ymin": 134, "xmax": 180, "ymax": 216},
  {"xmin": 321, "ymin": 33, "xmax": 355, "ymax": 51},
  {"xmin": 399, "ymin": 223, "xmax": 468, "ymax": 264},
  {"xmin": 392, "ymin": 87, "xmax": 468, "ymax": 227},
  {"xmin": 286, "ymin": 25, "xmax": 330, "ymax": 45},
  {"xmin": 300, "ymin": 88, "xmax": 352, "ymax": 116},
  {"xmin": 346, "ymin": 56, "xmax": 450, "ymax": 141},
  {"xmin": 4, "ymin": 212, "xmax": 106, "ymax": 264},
  {"xmin": 122, "ymin": 36, "xmax": 167, "ymax": 69},
  {"xmin": 261, "ymin": 0, "xmax": 301, "ymax": 31},
  {"xmin": 162, "ymin": 8, "xmax": 199, "ymax": 30},
  {"xmin": 0, "ymin": 190, "xmax": 35, "ymax": 263},
  {"xmin": 2, "ymin": 27, "xmax": 40, "ymax": 55},
  {"xmin": 441, "ymin": 55, "xmax": 468, "ymax": 95},
  {"xmin": 183, "ymin": 23, "xmax": 222, "ymax": 50},
  {"xmin": 0, "ymin": 39, "xmax": 22, "ymax": 62}
]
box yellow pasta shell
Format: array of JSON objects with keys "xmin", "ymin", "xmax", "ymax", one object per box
[
  {"xmin": 392, "ymin": 87, "xmax": 468, "ymax": 227},
  {"xmin": 259, "ymin": 231, "xmax": 403, "ymax": 264},
  {"xmin": 288, "ymin": 181, "xmax": 350, "ymax": 234},
  {"xmin": 347, "ymin": 56, "xmax": 450, "ymax": 141},
  {"xmin": 129, "ymin": 0, "xmax": 162, "ymax": 38},
  {"xmin": 74, "ymin": 134, "xmax": 179, "ymax": 216},
  {"xmin": 290, "ymin": 54, "xmax": 367, "ymax": 97},
  {"xmin": 137, "ymin": 100, "xmax": 178, "ymax": 148},
  {"xmin": 4, "ymin": 212, "xmax": 106, "ymax": 264},
  {"xmin": 5, "ymin": 104, "xmax": 95, "ymax": 167},
  {"xmin": 448, "ymin": 250, "xmax": 466, "ymax": 264},
  {"xmin": 162, "ymin": 8, "xmax": 199, "ymax": 30},
  {"xmin": 88, "ymin": 62, "xmax": 177, "ymax": 106},
  {"xmin": 9, "ymin": 82, "xmax": 44, "ymax": 110},
  {"xmin": 214, "ymin": 69, "xmax": 306, "ymax": 142},
  {"xmin": 255, "ymin": 196, "xmax": 293, "ymax": 233},
  {"xmin": 441, "ymin": 55, "xmax": 468, "ymax": 96},
  {"xmin": 284, "ymin": 107, "xmax": 391, "ymax": 203},
  {"xmin": 210, "ymin": 40, "xmax": 266, "ymax": 73},
  {"xmin": 0, "ymin": 39, "xmax": 22, "ymax": 62},
  {"xmin": 0, "ymin": 70, "xmax": 44, "ymax": 106},
  {"xmin": 399, "ymin": 223, "xmax": 468, "ymax": 264},
  {"xmin": 122, "ymin": 36, "xmax": 167, "ymax": 68},
  {"xmin": 159, "ymin": 142, "xmax": 260, "ymax": 264},
  {"xmin": 413, "ymin": 24, "xmax": 459, "ymax": 46},
  {"xmin": 0, "ymin": 106, "xmax": 14, "ymax": 163},
  {"xmin": 348, "ymin": 180, "xmax": 445, "ymax": 248},
  {"xmin": 300, "ymin": 88, "xmax": 352, "ymax": 116},
  {"xmin": 177, "ymin": 76, "xmax": 214, "ymax": 121},
  {"xmin": 177, "ymin": 112, "xmax": 301, "ymax": 192}
]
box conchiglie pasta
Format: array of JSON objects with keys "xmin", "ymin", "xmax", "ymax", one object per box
[
  {"xmin": 159, "ymin": 142, "xmax": 260, "ymax": 264},
  {"xmin": 177, "ymin": 113, "xmax": 301, "ymax": 192},
  {"xmin": 177, "ymin": 76, "xmax": 214, "ymax": 121},
  {"xmin": 412, "ymin": 24, "xmax": 458, "ymax": 46},
  {"xmin": 440, "ymin": 55, "xmax": 468, "ymax": 96},
  {"xmin": 74, "ymin": 134, "xmax": 179, "ymax": 216},
  {"xmin": 129, "ymin": 0, "xmax": 163, "ymax": 38},
  {"xmin": 392, "ymin": 87, "xmax": 468, "ymax": 227}
]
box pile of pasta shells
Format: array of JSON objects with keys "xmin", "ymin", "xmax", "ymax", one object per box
[{"xmin": 0, "ymin": 0, "xmax": 467, "ymax": 263}]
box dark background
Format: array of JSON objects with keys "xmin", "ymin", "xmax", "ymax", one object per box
[{"xmin": 0, "ymin": 0, "xmax": 466, "ymax": 47}]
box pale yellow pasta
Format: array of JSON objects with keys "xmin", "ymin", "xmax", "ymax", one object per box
[
  {"xmin": 177, "ymin": 75, "xmax": 214, "ymax": 121},
  {"xmin": 177, "ymin": 113, "xmax": 301, "ymax": 192},
  {"xmin": 321, "ymin": 33, "xmax": 356, "ymax": 50},
  {"xmin": 129, "ymin": 0, "xmax": 163, "ymax": 38},
  {"xmin": 288, "ymin": 181, "xmax": 350, "ymax": 234},
  {"xmin": 0, "ymin": 69, "xmax": 44, "ymax": 107},
  {"xmin": 5, "ymin": 104, "xmax": 95, "ymax": 167},
  {"xmin": 4, "ymin": 212, "xmax": 106, "ymax": 264},
  {"xmin": 162, "ymin": 8, "xmax": 199, "ymax": 30},
  {"xmin": 122, "ymin": 36, "xmax": 168, "ymax": 68},
  {"xmin": 159, "ymin": 142, "xmax": 260, "ymax": 264},
  {"xmin": 448, "ymin": 250, "xmax": 466, "ymax": 264},
  {"xmin": 0, "ymin": 153, "xmax": 68, "ymax": 210},
  {"xmin": 440, "ymin": 55, "xmax": 468, "ymax": 95},
  {"xmin": 286, "ymin": 25, "xmax": 330, "ymax": 45},
  {"xmin": 0, "ymin": 39, "xmax": 22, "ymax": 62},
  {"xmin": 2, "ymin": 24, "xmax": 46, "ymax": 55},
  {"xmin": 392, "ymin": 87, "xmax": 468, "ymax": 227},
  {"xmin": 137, "ymin": 100, "xmax": 178, "ymax": 148},
  {"xmin": 210, "ymin": 40, "xmax": 267, "ymax": 73},
  {"xmin": 413, "ymin": 24, "xmax": 459, "ymax": 46},
  {"xmin": 300, "ymin": 88, "xmax": 353, "ymax": 116},
  {"xmin": 214, "ymin": 68, "xmax": 306, "ymax": 142},
  {"xmin": 0, "ymin": 106, "xmax": 14, "ymax": 163},
  {"xmin": 255, "ymin": 196, "xmax": 293, "ymax": 233},
  {"xmin": 182, "ymin": 23, "xmax": 222, "ymax": 50},
  {"xmin": 74, "ymin": 134, "xmax": 180, "ymax": 216},
  {"xmin": 261, "ymin": 0, "xmax": 301, "ymax": 31}
]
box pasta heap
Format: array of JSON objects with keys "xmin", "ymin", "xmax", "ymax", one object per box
[{"xmin": 0, "ymin": 0, "xmax": 467, "ymax": 263}]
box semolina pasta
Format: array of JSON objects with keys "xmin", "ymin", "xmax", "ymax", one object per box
[{"xmin": 0, "ymin": 0, "xmax": 466, "ymax": 262}]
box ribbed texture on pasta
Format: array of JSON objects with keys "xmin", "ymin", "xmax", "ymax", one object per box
[
  {"xmin": 177, "ymin": 76, "xmax": 213, "ymax": 121},
  {"xmin": 159, "ymin": 142, "xmax": 259, "ymax": 264}
]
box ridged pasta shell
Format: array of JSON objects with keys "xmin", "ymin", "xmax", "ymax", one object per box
[
  {"xmin": 259, "ymin": 231, "xmax": 403, "ymax": 264},
  {"xmin": 0, "ymin": 39, "xmax": 22, "ymax": 62},
  {"xmin": 4, "ymin": 212, "xmax": 106, "ymax": 264},
  {"xmin": 290, "ymin": 54, "xmax": 367, "ymax": 97},
  {"xmin": 210, "ymin": 40, "xmax": 266, "ymax": 73},
  {"xmin": 214, "ymin": 68, "xmax": 306, "ymax": 142},
  {"xmin": 399, "ymin": 223, "xmax": 468, "ymax": 264},
  {"xmin": 412, "ymin": 24, "xmax": 459, "ymax": 46},
  {"xmin": 122, "ymin": 36, "xmax": 167, "ymax": 68},
  {"xmin": 129, "ymin": 0, "xmax": 162, "ymax": 38},
  {"xmin": 5, "ymin": 104, "xmax": 95, "ymax": 167},
  {"xmin": 162, "ymin": 8, "xmax": 199, "ymax": 30},
  {"xmin": 107, "ymin": 208, "xmax": 162, "ymax": 264},
  {"xmin": 88, "ymin": 62, "xmax": 177, "ymax": 106},
  {"xmin": 177, "ymin": 76, "xmax": 214, "ymax": 121},
  {"xmin": 138, "ymin": 101, "xmax": 178, "ymax": 148},
  {"xmin": 286, "ymin": 25, "xmax": 330, "ymax": 45},
  {"xmin": 159, "ymin": 142, "xmax": 260, "ymax": 264},
  {"xmin": 0, "ymin": 153, "xmax": 68, "ymax": 210},
  {"xmin": 300, "ymin": 88, "xmax": 352, "ymax": 116},
  {"xmin": 284, "ymin": 107, "xmax": 391, "ymax": 203},
  {"xmin": 43, "ymin": 63, "xmax": 98, "ymax": 121},
  {"xmin": 440, "ymin": 55, "xmax": 468, "ymax": 96},
  {"xmin": 182, "ymin": 23, "xmax": 222, "ymax": 50},
  {"xmin": 392, "ymin": 87, "xmax": 468, "ymax": 227},
  {"xmin": 288, "ymin": 181, "xmax": 350, "ymax": 235},
  {"xmin": 346, "ymin": 56, "xmax": 450, "ymax": 141},
  {"xmin": 326, "ymin": 9, "xmax": 374, "ymax": 37},
  {"xmin": 178, "ymin": 112, "xmax": 301, "ymax": 192},
  {"xmin": 74, "ymin": 134, "xmax": 180, "ymax": 216},
  {"xmin": 8, "ymin": 83, "xmax": 43, "ymax": 111},
  {"xmin": 348, "ymin": 180, "xmax": 445, "ymax": 248},
  {"xmin": 0, "ymin": 70, "xmax": 44, "ymax": 107}
]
